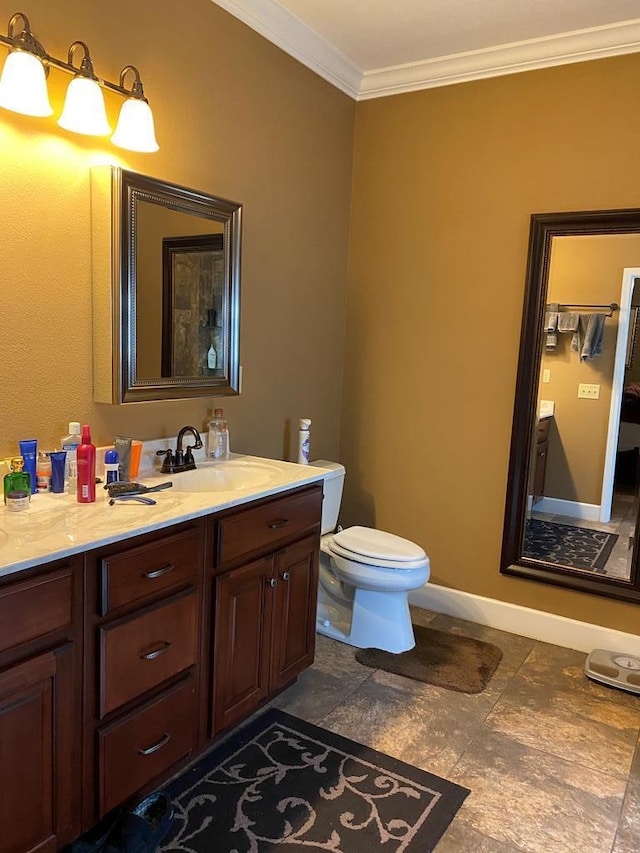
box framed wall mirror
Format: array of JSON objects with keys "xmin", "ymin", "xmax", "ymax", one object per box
[
  {"xmin": 501, "ymin": 209, "xmax": 640, "ymax": 603},
  {"xmin": 91, "ymin": 167, "xmax": 241, "ymax": 403}
]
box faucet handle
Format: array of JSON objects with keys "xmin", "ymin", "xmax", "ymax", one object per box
[{"xmin": 156, "ymin": 448, "xmax": 175, "ymax": 473}]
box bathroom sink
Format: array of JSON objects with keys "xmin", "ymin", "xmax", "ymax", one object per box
[{"xmin": 165, "ymin": 459, "xmax": 280, "ymax": 493}]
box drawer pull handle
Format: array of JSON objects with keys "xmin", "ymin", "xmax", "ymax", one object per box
[
  {"xmin": 140, "ymin": 641, "xmax": 172, "ymax": 660},
  {"xmin": 268, "ymin": 518, "xmax": 290, "ymax": 530},
  {"xmin": 138, "ymin": 733, "xmax": 171, "ymax": 756},
  {"xmin": 281, "ymin": 571, "xmax": 291, "ymax": 581},
  {"xmin": 143, "ymin": 564, "xmax": 175, "ymax": 580},
  {"xmin": 268, "ymin": 578, "xmax": 278, "ymax": 588}
]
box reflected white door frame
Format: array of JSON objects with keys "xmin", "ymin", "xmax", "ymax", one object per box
[{"xmin": 600, "ymin": 268, "xmax": 640, "ymax": 522}]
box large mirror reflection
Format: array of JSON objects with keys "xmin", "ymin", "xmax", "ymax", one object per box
[{"xmin": 502, "ymin": 209, "xmax": 640, "ymax": 602}]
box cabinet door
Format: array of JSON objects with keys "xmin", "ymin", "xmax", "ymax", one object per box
[
  {"xmin": 212, "ymin": 557, "xmax": 273, "ymax": 736},
  {"xmin": 0, "ymin": 644, "xmax": 77, "ymax": 853},
  {"xmin": 271, "ymin": 535, "xmax": 319, "ymax": 693}
]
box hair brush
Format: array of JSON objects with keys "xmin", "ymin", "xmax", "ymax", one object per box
[{"xmin": 105, "ymin": 481, "xmax": 173, "ymax": 498}]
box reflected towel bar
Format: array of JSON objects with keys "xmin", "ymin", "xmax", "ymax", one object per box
[{"xmin": 558, "ymin": 302, "xmax": 619, "ymax": 317}]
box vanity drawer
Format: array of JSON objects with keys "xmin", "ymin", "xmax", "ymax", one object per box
[
  {"xmin": 98, "ymin": 675, "xmax": 196, "ymax": 815},
  {"xmin": 0, "ymin": 568, "xmax": 73, "ymax": 654},
  {"xmin": 536, "ymin": 418, "xmax": 550, "ymax": 443},
  {"xmin": 100, "ymin": 528, "xmax": 200, "ymax": 615},
  {"xmin": 216, "ymin": 486, "xmax": 322, "ymax": 566},
  {"xmin": 99, "ymin": 589, "xmax": 197, "ymax": 717}
]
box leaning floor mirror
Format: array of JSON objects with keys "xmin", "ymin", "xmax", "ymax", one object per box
[
  {"xmin": 501, "ymin": 208, "xmax": 640, "ymax": 603},
  {"xmin": 91, "ymin": 167, "xmax": 241, "ymax": 403}
]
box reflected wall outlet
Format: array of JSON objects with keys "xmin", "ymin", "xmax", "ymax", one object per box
[
  {"xmin": 578, "ymin": 383, "xmax": 600, "ymax": 399},
  {"xmin": 542, "ymin": 369, "xmax": 551, "ymax": 384}
]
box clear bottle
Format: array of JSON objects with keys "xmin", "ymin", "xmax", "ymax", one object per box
[
  {"xmin": 36, "ymin": 451, "xmax": 51, "ymax": 492},
  {"xmin": 61, "ymin": 421, "xmax": 82, "ymax": 495},
  {"xmin": 3, "ymin": 457, "xmax": 31, "ymax": 505},
  {"xmin": 208, "ymin": 408, "xmax": 229, "ymax": 460}
]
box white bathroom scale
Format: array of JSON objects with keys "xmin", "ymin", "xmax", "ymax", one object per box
[{"xmin": 585, "ymin": 649, "xmax": 640, "ymax": 695}]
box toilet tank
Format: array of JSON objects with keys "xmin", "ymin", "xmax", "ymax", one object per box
[{"xmin": 311, "ymin": 460, "xmax": 345, "ymax": 534}]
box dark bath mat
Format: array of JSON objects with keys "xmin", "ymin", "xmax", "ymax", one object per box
[
  {"xmin": 355, "ymin": 624, "xmax": 503, "ymax": 694},
  {"xmin": 160, "ymin": 708, "xmax": 469, "ymax": 853},
  {"xmin": 523, "ymin": 518, "xmax": 618, "ymax": 573}
]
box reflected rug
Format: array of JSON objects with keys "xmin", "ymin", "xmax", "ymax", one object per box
[
  {"xmin": 524, "ymin": 518, "xmax": 618, "ymax": 573},
  {"xmin": 160, "ymin": 709, "xmax": 469, "ymax": 853},
  {"xmin": 355, "ymin": 625, "xmax": 503, "ymax": 694}
]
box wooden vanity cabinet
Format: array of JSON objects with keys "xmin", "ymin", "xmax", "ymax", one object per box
[
  {"xmin": 0, "ymin": 556, "xmax": 83, "ymax": 853},
  {"xmin": 533, "ymin": 417, "xmax": 550, "ymax": 506},
  {"xmin": 210, "ymin": 485, "xmax": 322, "ymax": 736},
  {"xmin": 82, "ymin": 521, "xmax": 205, "ymax": 826}
]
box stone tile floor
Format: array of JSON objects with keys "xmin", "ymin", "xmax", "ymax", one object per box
[{"xmin": 269, "ymin": 607, "xmax": 640, "ymax": 852}]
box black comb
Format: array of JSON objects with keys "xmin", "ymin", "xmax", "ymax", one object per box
[{"xmin": 105, "ymin": 481, "xmax": 173, "ymax": 498}]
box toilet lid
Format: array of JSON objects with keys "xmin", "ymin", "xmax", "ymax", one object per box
[{"xmin": 330, "ymin": 526, "xmax": 427, "ymax": 564}]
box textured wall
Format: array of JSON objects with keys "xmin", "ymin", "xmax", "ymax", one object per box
[
  {"xmin": 344, "ymin": 54, "xmax": 640, "ymax": 633},
  {"xmin": 0, "ymin": 0, "xmax": 354, "ymax": 463}
]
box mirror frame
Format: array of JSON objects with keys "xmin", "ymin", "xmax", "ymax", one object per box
[
  {"xmin": 501, "ymin": 208, "xmax": 640, "ymax": 603},
  {"xmin": 93, "ymin": 167, "xmax": 241, "ymax": 403}
]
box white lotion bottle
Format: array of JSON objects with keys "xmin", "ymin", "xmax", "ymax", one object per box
[{"xmin": 297, "ymin": 418, "xmax": 311, "ymax": 464}]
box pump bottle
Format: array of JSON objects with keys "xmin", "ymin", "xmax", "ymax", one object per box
[{"xmin": 76, "ymin": 424, "xmax": 96, "ymax": 503}]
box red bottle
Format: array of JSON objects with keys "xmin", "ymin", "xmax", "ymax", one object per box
[{"xmin": 76, "ymin": 424, "xmax": 96, "ymax": 503}]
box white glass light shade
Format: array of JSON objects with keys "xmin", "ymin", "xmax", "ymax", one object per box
[
  {"xmin": 111, "ymin": 97, "xmax": 159, "ymax": 152},
  {"xmin": 58, "ymin": 76, "xmax": 111, "ymax": 135},
  {"xmin": 0, "ymin": 50, "xmax": 53, "ymax": 117}
]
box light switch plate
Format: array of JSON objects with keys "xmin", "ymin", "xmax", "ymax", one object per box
[
  {"xmin": 578, "ymin": 383, "xmax": 600, "ymax": 399},
  {"xmin": 542, "ymin": 369, "xmax": 551, "ymax": 383}
]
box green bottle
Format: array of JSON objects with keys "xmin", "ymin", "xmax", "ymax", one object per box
[{"xmin": 4, "ymin": 456, "xmax": 31, "ymax": 504}]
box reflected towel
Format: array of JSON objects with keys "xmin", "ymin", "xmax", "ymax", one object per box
[
  {"xmin": 558, "ymin": 312, "xmax": 579, "ymax": 332},
  {"xmin": 581, "ymin": 313, "xmax": 606, "ymax": 361},
  {"xmin": 570, "ymin": 314, "xmax": 587, "ymax": 354},
  {"xmin": 544, "ymin": 303, "xmax": 559, "ymax": 332}
]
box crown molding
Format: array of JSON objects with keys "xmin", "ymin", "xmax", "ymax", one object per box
[
  {"xmin": 358, "ymin": 18, "xmax": 640, "ymax": 100},
  {"xmin": 211, "ymin": 2, "xmax": 640, "ymax": 102},
  {"xmin": 211, "ymin": 0, "xmax": 362, "ymax": 98}
]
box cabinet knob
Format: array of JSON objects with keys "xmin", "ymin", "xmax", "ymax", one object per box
[
  {"xmin": 281, "ymin": 571, "xmax": 291, "ymax": 581},
  {"xmin": 268, "ymin": 577, "xmax": 278, "ymax": 588}
]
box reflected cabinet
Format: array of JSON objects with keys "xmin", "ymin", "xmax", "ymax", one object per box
[{"xmin": 91, "ymin": 167, "xmax": 242, "ymax": 403}]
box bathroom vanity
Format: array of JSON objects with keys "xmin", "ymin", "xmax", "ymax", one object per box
[{"xmin": 0, "ymin": 456, "xmax": 324, "ymax": 852}]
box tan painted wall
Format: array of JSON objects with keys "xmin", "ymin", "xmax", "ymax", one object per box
[
  {"xmin": 0, "ymin": 0, "xmax": 354, "ymax": 462},
  {"xmin": 541, "ymin": 235, "xmax": 640, "ymax": 504},
  {"xmin": 344, "ymin": 54, "xmax": 640, "ymax": 634}
]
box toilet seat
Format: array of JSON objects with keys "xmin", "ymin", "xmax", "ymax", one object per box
[{"xmin": 328, "ymin": 526, "xmax": 429, "ymax": 570}]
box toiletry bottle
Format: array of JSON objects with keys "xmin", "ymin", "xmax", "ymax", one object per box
[
  {"xmin": 36, "ymin": 451, "xmax": 51, "ymax": 492},
  {"xmin": 207, "ymin": 343, "xmax": 217, "ymax": 369},
  {"xmin": 61, "ymin": 421, "xmax": 82, "ymax": 495},
  {"xmin": 19, "ymin": 439, "xmax": 37, "ymax": 494},
  {"xmin": 76, "ymin": 424, "xmax": 96, "ymax": 503},
  {"xmin": 3, "ymin": 457, "xmax": 31, "ymax": 505},
  {"xmin": 104, "ymin": 448, "xmax": 119, "ymax": 485},
  {"xmin": 297, "ymin": 418, "xmax": 311, "ymax": 464},
  {"xmin": 208, "ymin": 408, "xmax": 229, "ymax": 460}
]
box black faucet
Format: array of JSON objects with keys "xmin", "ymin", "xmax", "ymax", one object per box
[{"xmin": 156, "ymin": 426, "xmax": 203, "ymax": 474}]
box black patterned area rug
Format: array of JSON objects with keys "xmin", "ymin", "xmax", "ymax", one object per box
[
  {"xmin": 524, "ymin": 518, "xmax": 618, "ymax": 573},
  {"xmin": 160, "ymin": 709, "xmax": 469, "ymax": 853}
]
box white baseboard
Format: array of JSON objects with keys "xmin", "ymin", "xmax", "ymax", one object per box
[
  {"xmin": 409, "ymin": 583, "xmax": 640, "ymax": 655},
  {"xmin": 536, "ymin": 496, "xmax": 600, "ymax": 522}
]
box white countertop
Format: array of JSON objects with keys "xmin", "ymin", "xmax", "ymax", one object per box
[{"xmin": 0, "ymin": 454, "xmax": 327, "ymax": 580}]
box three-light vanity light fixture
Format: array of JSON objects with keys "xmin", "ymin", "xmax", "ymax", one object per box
[{"xmin": 0, "ymin": 11, "xmax": 159, "ymax": 152}]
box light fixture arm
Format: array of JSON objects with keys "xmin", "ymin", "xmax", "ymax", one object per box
[{"xmin": 0, "ymin": 12, "xmax": 150, "ymax": 100}]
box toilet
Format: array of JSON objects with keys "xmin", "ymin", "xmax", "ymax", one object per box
[{"xmin": 313, "ymin": 461, "xmax": 430, "ymax": 653}]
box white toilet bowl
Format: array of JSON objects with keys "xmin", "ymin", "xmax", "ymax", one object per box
[{"xmin": 316, "ymin": 525, "xmax": 430, "ymax": 653}]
